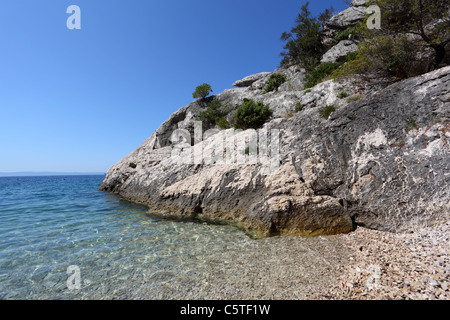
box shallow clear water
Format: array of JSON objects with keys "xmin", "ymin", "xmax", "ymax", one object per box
[{"xmin": 0, "ymin": 175, "xmax": 253, "ymax": 299}]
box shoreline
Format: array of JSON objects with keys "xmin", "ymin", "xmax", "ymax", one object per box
[
  {"xmin": 130, "ymin": 220, "xmax": 450, "ymax": 300},
  {"xmin": 108, "ymin": 193, "xmax": 450, "ymax": 300}
]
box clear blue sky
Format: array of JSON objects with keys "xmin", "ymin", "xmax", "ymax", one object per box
[{"xmin": 0, "ymin": 0, "xmax": 348, "ymax": 173}]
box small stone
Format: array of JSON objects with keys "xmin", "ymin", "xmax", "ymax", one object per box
[
  {"xmin": 429, "ymin": 279, "xmax": 439, "ymax": 287},
  {"xmin": 411, "ymin": 281, "xmax": 422, "ymax": 292}
]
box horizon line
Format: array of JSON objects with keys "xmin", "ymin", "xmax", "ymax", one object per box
[{"xmin": 0, "ymin": 172, "xmax": 106, "ymax": 177}]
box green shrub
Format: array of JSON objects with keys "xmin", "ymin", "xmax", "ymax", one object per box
[
  {"xmin": 331, "ymin": 0, "xmax": 449, "ymax": 80},
  {"xmin": 200, "ymin": 99, "xmax": 230, "ymax": 127},
  {"xmin": 338, "ymin": 90, "xmax": 349, "ymax": 99},
  {"xmin": 319, "ymin": 105, "xmax": 335, "ymax": 119},
  {"xmin": 295, "ymin": 102, "xmax": 304, "ymax": 113},
  {"xmin": 345, "ymin": 51, "xmax": 358, "ymax": 63},
  {"xmin": 234, "ymin": 98, "xmax": 273, "ymax": 130},
  {"xmin": 407, "ymin": 119, "xmax": 420, "ymax": 131},
  {"xmin": 346, "ymin": 95, "xmax": 363, "ymax": 103},
  {"xmin": 217, "ymin": 117, "xmax": 230, "ymax": 129},
  {"xmin": 337, "ymin": 35, "xmax": 428, "ymax": 79},
  {"xmin": 304, "ymin": 62, "xmax": 341, "ymax": 89},
  {"xmin": 193, "ymin": 83, "xmax": 212, "ymax": 100},
  {"xmin": 335, "ymin": 26, "xmax": 360, "ymax": 41},
  {"xmin": 264, "ymin": 74, "xmax": 287, "ymax": 93}
]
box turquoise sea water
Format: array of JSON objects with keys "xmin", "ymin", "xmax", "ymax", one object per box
[{"xmin": 0, "ymin": 175, "xmax": 252, "ymax": 299}]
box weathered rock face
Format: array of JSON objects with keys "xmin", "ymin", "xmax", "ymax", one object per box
[
  {"xmin": 326, "ymin": 6, "xmax": 367, "ymax": 30},
  {"xmin": 233, "ymin": 72, "xmax": 272, "ymax": 87},
  {"xmin": 100, "ymin": 64, "xmax": 450, "ymax": 237},
  {"xmin": 351, "ymin": 0, "xmax": 369, "ymax": 7},
  {"xmin": 290, "ymin": 67, "xmax": 450, "ymax": 232},
  {"xmin": 99, "ymin": 4, "xmax": 449, "ymax": 238},
  {"xmin": 322, "ymin": 1, "xmax": 368, "ymax": 46},
  {"xmin": 321, "ymin": 40, "xmax": 359, "ymax": 63}
]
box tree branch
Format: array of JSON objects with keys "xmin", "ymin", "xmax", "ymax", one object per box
[{"xmin": 414, "ymin": 0, "xmax": 432, "ymax": 44}]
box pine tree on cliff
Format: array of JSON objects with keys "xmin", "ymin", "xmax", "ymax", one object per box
[
  {"xmin": 280, "ymin": 1, "xmax": 334, "ymax": 71},
  {"xmin": 376, "ymin": 0, "xmax": 450, "ymax": 72}
]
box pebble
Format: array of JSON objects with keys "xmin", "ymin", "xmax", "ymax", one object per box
[
  {"xmin": 327, "ymin": 222, "xmax": 450, "ymax": 300},
  {"xmin": 3, "ymin": 220, "xmax": 449, "ymax": 301},
  {"xmin": 429, "ymin": 279, "xmax": 439, "ymax": 287}
]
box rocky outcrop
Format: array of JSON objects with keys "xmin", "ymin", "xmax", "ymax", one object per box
[
  {"xmin": 351, "ymin": 0, "xmax": 369, "ymax": 7},
  {"xmin": 322, "ymin": 0, "xmax": 368, "ymax": 46},
  {"xmin": 290, "ymin": 67, "xmax": 450, "ymax": 231},
  {"xmin": 99, "ymin": 1, "xmax": 449, "ymax": 238},
  {"xmin": 233, "ymin": 72, "xmax": 272, "ymax": 87},
  {"xmin": 100, "ymin": 64, "xmax": 450, "ymax": 237},
  {"xmin": 326, "ymin": 6, "xmax": 367, "ymax": 30},
  {"xmin": 321, "ymin": 40, "xmax": 359, "ymax": 63}
]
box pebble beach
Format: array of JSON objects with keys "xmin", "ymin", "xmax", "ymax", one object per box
[{"xmin": 326, "ymin": 222, "xmax": 450, "ymax": 300}]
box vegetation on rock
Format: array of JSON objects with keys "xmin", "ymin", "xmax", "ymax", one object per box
[
  {"xmin": 280, "ymin": 1, "xmax": 334, "ymax": 71},
  {"xmin": 216, "ymin": 117, "xmax": 231, "ymax": 129},
  {"xmin": 193, "ymin": 83, "xmax": 213, "ymax": 100},
  {"xmin": 335, "ymin": 0, "xmax": 449, "ymax": 80},
  {"xmin": 304, "ymin": 62, "xmax": 341, "ymax": 89},
  {"xmin": 199, "ymin": 99, "xmax": 231, "ymax": 128},
  {"xmin": 233, "ymin": 98, "xmax": 273, "ymax": 130},
  {"xmin": 338, "ymin": 90, "xmax": 349, "ymax": 99},
  {"xmin": 335, "ymin": 25, "xmax": 360, "ymax": 42},
  {"xmin": 264, "ymin": 73, "xmax": 287, "ymax": 93},
  {"xmin": 319, "ymin": 105, "xmax": 336, "ymax": 119},
  {"xmin": 346, "ymin": 95, "xmax": 364, "ymax": 103},
  {"xmin": 295, "ymin": 102, "xmax": 304, "ymax": 113}
]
